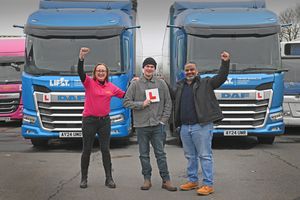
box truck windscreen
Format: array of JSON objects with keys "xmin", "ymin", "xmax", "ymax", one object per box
[
  {"xmin": 187, "ymin": 34, "xmax": 280, "ymax": 73},
  {"xmin": 0, "ymin": 59, "xmax": 24, "ymax": 83},
  {"xmin": 25, "ymin": 35, "xmax": 122, "ymax": 76}
]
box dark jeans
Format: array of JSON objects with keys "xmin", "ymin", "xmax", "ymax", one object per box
[
  {"xmin": 136, "ymin": 124, "xmax": 170, "ymax": 181},
  {"xmin": 80, "ymin": 116, "xmax": 112, "ymax": 179}
]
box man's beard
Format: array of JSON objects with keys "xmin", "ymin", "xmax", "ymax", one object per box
[{"xmin": 186, "ymin": 75, "xmax": 196, "ymax": 81}]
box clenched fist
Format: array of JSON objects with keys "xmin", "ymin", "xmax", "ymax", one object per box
[
  {"xmin": 221, "ymin": 51, "xmax": 230, "ymax": 62},
  {"xmin": 79, "ymin": 47, "xmax": 90, "ymax": 60}
]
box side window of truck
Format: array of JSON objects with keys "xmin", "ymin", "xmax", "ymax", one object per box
[
  {"xmin": 177, "ymin": 38, "xmax": 184, "ymax": 71},
  {"xmin": 123, "ymin": 39, "xmax": 130, "ymax": 71},
  {"xmin": 285, "ymin": 43, "xmax": 300, "ymax": 56}
]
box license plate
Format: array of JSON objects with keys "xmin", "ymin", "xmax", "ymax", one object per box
[
  {"xmin": 0, "ymin": 117, "xmax": 11, "ymax": 122},
  {"xmin": 59, "ymin": 132, "xmax": 82, "ymax": 138},
  {"xmin": 224, "ymin": 130, "xmax": 248, "ymax": 136}
]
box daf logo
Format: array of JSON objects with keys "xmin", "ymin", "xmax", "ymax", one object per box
[
  {"xmin": 57, "ymin": 95, "xmax": 85, "ymax": 101},
  {"xmin": 221, "ymin": 93, "xmax": 250, "ymax": 98}
]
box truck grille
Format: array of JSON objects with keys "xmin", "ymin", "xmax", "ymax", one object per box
[
  {"xmin": 0, "ymin": 93, "xmax": 20, "ymax": 114},
  {"xmin": 214, "ymin": 89, "xmax": 273, "ymax": 129},
  {"xmin": 34, "ymin": 92, "xmax": 84, "ymax": 131}
]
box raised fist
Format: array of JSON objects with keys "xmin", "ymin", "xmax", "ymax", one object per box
[
  {"xmin": 79, "ymin": 47, "xmax": 90, "ymax": 60},
  {"xmin": 221, "ymin": 51, "xmax": 230, "ymax": 62}
]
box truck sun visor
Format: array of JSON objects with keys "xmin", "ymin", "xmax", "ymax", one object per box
[
  {"xmin": 24, "ymin": 25, "xmax": 124, "ymax": 37},
  {"xmin": 185, "ymin": 24, "xmax": 280, "ymax": 36}
]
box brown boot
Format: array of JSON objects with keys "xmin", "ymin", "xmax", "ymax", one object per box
[
  {"xmin": 180, "ymin": 182, "xmax": 198, "ymax": 191},
  {"xmin": 140, "ymin": 179, "xmax": 152, "ymax": 190},
  {"xmin": 197, "ymin": 185, "xmax": 214, "ymax": 195},
  {"xmin": 162, "ymin": 180, "xmax": 177, "ymax": 192}
]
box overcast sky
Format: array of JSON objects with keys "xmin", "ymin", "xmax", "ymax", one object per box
[{"xmin": 0, "ymin": 0, "xmax": 299, "ymax": 61}]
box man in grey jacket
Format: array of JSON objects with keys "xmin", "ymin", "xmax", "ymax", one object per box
[
  {"xmin": 123, "ymin": 57, "xmax": 177, "ymax": 192},
  {"xmin": 175, "ymin": 51, "xmax": 230, "ymax": 196}
]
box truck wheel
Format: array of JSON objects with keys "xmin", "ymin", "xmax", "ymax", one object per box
[
  {"xmin": 119, "ymin": 137, "xmax": 130, "ymax": 146},
  {"xmin": 257, "ymin": 136, "xmax": 275, "ymax": 144},
  {"xmin": 31, "ymin": 139, "xmax": 49, "ymax": 147}
]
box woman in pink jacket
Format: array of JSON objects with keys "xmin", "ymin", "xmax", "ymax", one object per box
[{"xmin": 77, "ymin": 47, "xmax": 125, "ymax": 189}]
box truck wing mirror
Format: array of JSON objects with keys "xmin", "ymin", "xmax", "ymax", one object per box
[
  {"xmin": 167, "ymin": 25, "xmax": 183, "ymax": 29},
  {"xmin": 13, "ymin": 24, "xmax": 25, "ymax": 29},
  {"xmin": 125, "ymin": 25, "xmax": 141, "ymax": 30},
  {"xmin": 281, "ymin": 23, "xmax": 292, "ymax": 28}
]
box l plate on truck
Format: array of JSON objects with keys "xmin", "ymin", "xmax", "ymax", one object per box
[
  {"xmin": 59, "ymin": 132, "xmax": 82, "ymax": 138},
  {"xmin": 224, "ymin": 130, "xmax": 248, "ymax": 136}
]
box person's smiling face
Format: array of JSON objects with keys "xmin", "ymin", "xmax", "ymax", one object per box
[
  {"xmin": 184, "ymin": 63, "xmax": 198, "ymax": 81},
  {"xmin": 94, "ymin": 64, "xmax": 108, "ymax": 82},
  {"xmin": 143, "ymin": 64, "xmax": 156, "ymax": 79}
]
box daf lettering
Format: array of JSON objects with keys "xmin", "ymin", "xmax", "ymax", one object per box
[{"xmin": 221, "ymin": 93, "xmax": 250, "ymax": 99}]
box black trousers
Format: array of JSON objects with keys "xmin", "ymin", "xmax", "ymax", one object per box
[{"xmin": 80, "ymin": 116, "xmax": 112, "ymax": 179}]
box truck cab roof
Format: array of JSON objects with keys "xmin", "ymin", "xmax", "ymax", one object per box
[
  {"xmin": 171, "ymin": 1, "xmax": 280, "ymax": 35},
  {"xmin": 25, "ymin": 1, "xmax": 133, "ymax": 37}
]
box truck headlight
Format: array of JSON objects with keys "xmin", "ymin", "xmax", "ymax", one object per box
[
  {"xmin": 110, "ymin": 114, "xmax": 124, "ymax": 124},
  {"xmin": 23, "ymin": 114, "xmax": 37, "ymax": 124},
  {"xmin": 270, "ymin": 112, "xmax": 283, "ymax": 121},
  {"xmin": 283, "ymin": 111, "xmax": 291, "ymax": 116}
]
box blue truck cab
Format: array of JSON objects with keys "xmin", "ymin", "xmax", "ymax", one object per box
[
  {"xmin": 22, "ymin": 0, "xmax": 136, "ymax": 146},
  {"xmin": 169, "ymin": 1, "xmax": 284, "ymax": 144}
]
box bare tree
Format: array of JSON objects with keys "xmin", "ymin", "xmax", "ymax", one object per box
[
  {"xmin": 131, "ymin": 0, "xmax": 137, "ymax": 12},
  {"xmin": 279, "ymin": 4, "xmax": 300, "ymax": 41}
]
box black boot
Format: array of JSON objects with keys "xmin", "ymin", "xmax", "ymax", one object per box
[
  {"xmin": 80, "ymin": 153, "xmax": 90, "ymax": 189},
  {"xmin": 103, "ymin": 162, "xmax": 116, "ymax": 188},
  {"xmin": 80, "ymin": 178, "xmax": 88, "ymax": 189},
  {"xmin": 105, "ymin": 177, "xmax": 116, "ymax": 188},
  {"xmin": 80, "ymin": 168, "xmax": 88, "ymax": 188}
]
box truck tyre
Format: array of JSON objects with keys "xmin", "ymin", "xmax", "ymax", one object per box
[
  {"xmin": 31, "ymin": 139, "xmax": 49, "ymax": 147},
  {"xmin": 119, "ymin": 137, "xmax": 130, "ymax": 146},
  {"xmin": 257, "ymin": 136, "xmax": 275, "ymax": 144}
]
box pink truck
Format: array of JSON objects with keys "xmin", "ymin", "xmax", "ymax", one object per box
[{"xmin": 0, "ymin": 37, "xmax": 25, "ymax": 122}]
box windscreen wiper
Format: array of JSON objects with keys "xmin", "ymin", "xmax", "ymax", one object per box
[
  {"xmin": 199, "ymin": 69, "xmax": 219, "ymax": 74},
  {"xmin": 239, "ymin": 67, "xmax": 288, "ymax": 73},
  {"xmin": 0, "ymin": 62, "xmax": 22, "ymax": 72},
  {"xmin": 109, "ymin": 69, "xmax": 126, "ymax": 75},
  {"xmin": 10, "ymin": 63, "xmax": 22, "ymax": 72},
  {"xmin": 0, "ymin": 80, "xmax": 21, "ymax": 84}
]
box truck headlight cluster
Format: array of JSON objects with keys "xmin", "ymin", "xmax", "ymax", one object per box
[
  {"xmin": 23, "ymin": 114, "xmax": 37, "ymax": 124},
  {"xmin": 111, "ymin": 129, "xmax": 120, "ymax": 135},
  {"xmin": 283, "ymin": 111, "xmax": 291, "ymax": 116},
  {"xmin": 110, "ymin": 114, "xmax": 124, "ymax": 124},
  {"xmin": 270, "ymin": 112, "xmax": 283, "ymax": 121}
]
